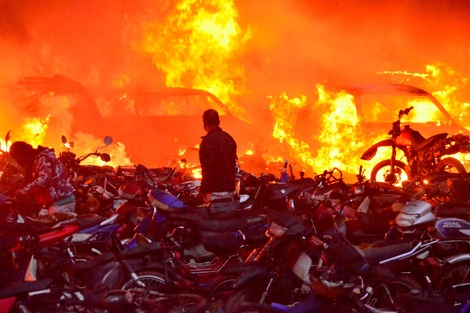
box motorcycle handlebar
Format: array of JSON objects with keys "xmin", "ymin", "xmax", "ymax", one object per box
[
  {"xmin": 77, "ymin": 152, "xmax": 111, "ymax": 163},
  {"xmin": 398, "ymin": 106, "xmax": 413, "ymax": 118}
]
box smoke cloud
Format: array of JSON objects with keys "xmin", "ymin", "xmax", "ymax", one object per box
[{"xmin": 1, "ymin": 0, "xmax": 470, "ymax": 171}]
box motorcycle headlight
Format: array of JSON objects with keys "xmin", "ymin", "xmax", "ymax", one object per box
[
  {"xmin": 353, "ymin": 185, "xmax": 365, "ymax": 195},
  {"xmin": 395, "ymin": 212, "xmax": 420, "ymax": 227},
  {"xmin": 269, "ymin": 222, "xmax": 288, "ymax": 236},
  {"xmin": 309, "ymin": 276, "xmax": 355, "ymax": 299}
]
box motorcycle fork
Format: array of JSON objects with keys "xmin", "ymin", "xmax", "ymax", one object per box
[
  {"xmin": 259, "ymin": 276, "xmax": 275, "ymax": 304},
  {"xmin": 254, "ymin": 266, "xmax": 280, "ymax": 305},
  {"xmin": 379, "ymin": 281, "xmax": 399, "ymax": 308},
  {"xmin": 390, "ymin": 145, "xmax": 397, "ymax": 171},
  {"xmin": 102, "ymin": 237, "xmax": 150, "ymax": 289},
  {"xmin": 246, "ymin": 236, "xmax": 276, "ymax": 263}
]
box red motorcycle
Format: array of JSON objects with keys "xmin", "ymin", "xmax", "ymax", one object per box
[{"xmin": 361, "ymin": 106, "xmax": 469, "ymax": 186}]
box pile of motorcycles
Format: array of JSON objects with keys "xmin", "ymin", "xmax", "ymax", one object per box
[{"xmin": 3, "ymin": 106, "xmax": 470, "ymax": 313}]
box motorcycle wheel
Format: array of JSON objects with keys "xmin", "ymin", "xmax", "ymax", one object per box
[
  {"xmin": 367, "ymin": 274, "xmax": 421, "ymax": 312},
  {"xmin": 141, "ymin": 293, "xmax": 208, "ymax": 313},
  {"xmin": 208, "ymin": 278, "xmax": 237, "ymax": 313},
  {"xmin": 120, "ymin": 271, "xmax": 166, "ymax": 300},
  {"xmin": 370, "ymin": 160, "xmax": 410, "ymax": 186},
  {"xmin": 225, "ymin": 288, "xmax": 268, "ymax": 313},
  {"xmin": 436, "ymin": 157, "xmax": 466, "ymax": 174},
  {"xmin": 233, "ymin": 303, "xmax": 276, "ymax": 313},
  {"xmin": 437, "ymin": 261, "xmax": 470, "ymax": 294}
]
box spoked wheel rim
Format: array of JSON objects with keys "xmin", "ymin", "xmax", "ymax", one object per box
[{"xmin": 121, "ymin": 271, "xmax": 166, "ymax": 301}]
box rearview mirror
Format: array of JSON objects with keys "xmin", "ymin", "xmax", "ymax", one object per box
[
  {"xmin": 4, "ymin": 130, "xmax": 11, "ymax": 151},
  {"xmin": 61, "ymin": 135, "xmax": 73, "ymax": 150},
  {"xmin": 5, "ymin": 130, "xmax": 11, "ymax": 143},
  {"xmin": 100, "ymin": 153, "xmax": 111, "ymax": 163},
  {"xmin": 103, "ymin": 136, "xmax": 113, "ymax": 146}
]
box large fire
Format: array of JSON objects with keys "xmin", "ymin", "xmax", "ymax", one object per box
[
  {"xmin": 139, "ymin": 0, "xmax": 250, "ymax": 118},
  {"xmin": 0, "ymin": 1, "xmax": 470, "ymax": 183}
]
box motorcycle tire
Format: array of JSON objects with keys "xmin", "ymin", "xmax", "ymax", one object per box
[
  {"xmin": 366, "ymin": 274, "xmax": 421, "ymax": 312},
  {"xmin": 436, "ymin": 157, "xmax": 467, "ymax": 174},
  {"xmin": 141, "ymin": 292, "xmax": 208, "ymax": 313},
  {"xmin": 436, "ymin": 261, "xmax": 470, "ymax": 295},
  {"xmin": 120, "ymin": 270, "xmax": 166, "ymax": 299},
  {"xmin": 370, "ymin": 160, "xmax": 410, "ymax": 186},
  {"xmin": 234, "ymin": 302, "xmax": 277, "ymax": 313},
  {"xmin": 225, "ymin": 288, "xmax": 269, "ymax": 313},
  {"xmin": 208, "ymin": 277, "xmax": 238, "ymax": 313}
]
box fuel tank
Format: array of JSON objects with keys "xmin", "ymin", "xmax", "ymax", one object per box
[{"xmin": 435, "ymin": 217, "xmax": 470, "ymax": 240}]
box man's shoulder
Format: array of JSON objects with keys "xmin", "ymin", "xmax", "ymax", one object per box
[{"xmin": 216, "ymin": 128, "xmax": 235, "ymax": 140}]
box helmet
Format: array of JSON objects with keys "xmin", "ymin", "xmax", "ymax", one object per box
[
  {"xmin": 101, "ymin": 290, "xmax": 135, "ymax": 312},
  {"xmin": 310, "ymin": 274, "xmax": 354, "ymax": 299}
]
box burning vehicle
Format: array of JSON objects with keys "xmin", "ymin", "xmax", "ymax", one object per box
[
  {"xmin": 342, "ymin": 83, "xmax": 470, "ymax": 139},
  {"xmin": 276, "ymin": 83, "xmax": 470, "ymax": 179},
  {"xmin": 3, "ymin": 75, "xmax": 267, "ymax": 173},
  {"xmin": 94, "ymin": 86, "xmax": 266, "ymax": 170}
]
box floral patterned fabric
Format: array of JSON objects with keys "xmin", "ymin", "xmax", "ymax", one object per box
[{"xmin": 22, "ymin": 147, "xmax": 74, "ymax": 207}]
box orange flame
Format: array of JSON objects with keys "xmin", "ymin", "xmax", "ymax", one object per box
[
  {"xmin": 21, "ymin": 115, "xmax": 50, "ymax": 147},
  {"xmin": 140, "ymin": 0, "xmax": 251, "ymax": 118}
]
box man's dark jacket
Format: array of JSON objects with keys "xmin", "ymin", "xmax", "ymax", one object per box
[{"xmin": 199, "ymin": 127, "xmax": 237, "ymax": 194}]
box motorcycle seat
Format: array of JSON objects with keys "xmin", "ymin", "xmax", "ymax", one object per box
[
  {"xmin": 202, "ymin": 227, "xmax": 267, "ymax": 255},
  {"xmin": 0, "ymin": 278, "xmax": 55, "ymax": 298},
  {"xmin": 196, "ymin": 210, "xmax": 267, "ymax": 232},
  {"xmin": 413, "ymin": 132, "xmax": 448, "ymax": 151},
  {"xmin": 202, "ymin": 231, "xmax": 245, "ymax": 255},
  {"xmin": 361, "ymin": 242, "xmax": 415, "ymax": 264}
]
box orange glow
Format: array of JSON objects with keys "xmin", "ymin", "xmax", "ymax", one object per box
[
  {"xmin": 22, "ymin": 115, "xmax": 50, "ymax": 147},
  {"xmin": 269, "ymin": 92, "xmax": 314, "ymax": 168},
  {"xmin": 140, "ymin": 0, "xmax": 251, "ymax": 117},
  {"xmin": 191, "ymin": 167, "xmax": 202, "ymax": 180},
  {"xmin": 268, "ymin": 85, "xmax": 392, "ymax": 178},
  {"xmin": 0, "ymin": 2, "xmax": 470, "ymax": 183}
]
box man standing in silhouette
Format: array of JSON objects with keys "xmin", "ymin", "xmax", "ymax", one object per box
[{"xmin": 199, "ymin": 109, "xmax": 239, "ymax": 214}]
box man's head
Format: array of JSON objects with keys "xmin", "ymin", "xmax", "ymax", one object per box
[
  {"xmin": 9, "ymin": 141, "xmax": 36, "ymax": 167},
  {"xmin": 203, "ymin": 109, "xmax": 220, "ymax": 130}
]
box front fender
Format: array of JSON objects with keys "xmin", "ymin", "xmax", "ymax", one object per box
[
  {"xmin": 446, "ymin": 253, "xmax": 470, "ymax": 264},
  {"xmin": 232, "ymin": 264, "xmax": 268, "ymax": 289},
  {"xmin": 222, "ymin": 262, "xmax": 269, "ymax": 289},
  {"xmin": 361, "ymin": 139, "xmax": 396, "ymax": 161}
]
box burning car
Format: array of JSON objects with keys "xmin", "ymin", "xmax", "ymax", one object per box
[
  {"xmin": 96, "ymin": 86, "xmax": 265, "ymax": 170},
  {"xmin": 287, "ymin": 83, "xmax": 470, "ymax": 178},
  {"xmin": 342, "ymin": 83, "xmax": 470, "ymax": 139},
  {"xmin": 2, "ymin": 75, "xmax": 102, "ymax": 148},
  {"xmin": 4, "ymin": 75, "xmax": 266, "ymax": 172}
]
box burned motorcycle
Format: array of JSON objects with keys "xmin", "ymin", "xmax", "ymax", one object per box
[
  {"xmin": 239, "ymin": 161, "xmax": 317, "ymax": 214},
  {"xmin": 361, "ymin": 106, "xmax": 469, "ymax": 186},
  {"xmin": 221, "ymin": 211, "xmax": 317, "ymax": 313},
  {"xmin": 59, "ymin": 135, "xmax": 121, "ymax": 215},
  {"xmin": 344, "ymin": 166, "xmax": 410, "ymax": 244}
]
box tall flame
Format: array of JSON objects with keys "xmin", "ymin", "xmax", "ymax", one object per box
[{"xmin": 139, "ymin": 0, "xmax": 251, "ymax": 117}]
